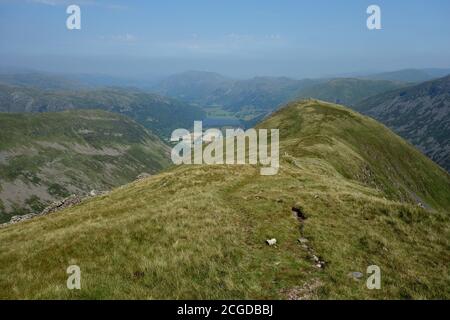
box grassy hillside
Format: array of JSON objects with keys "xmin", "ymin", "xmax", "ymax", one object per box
[
  {"xmin": 355, "ymin": 75, "xmax": 450, "ymax": 171},
  {"xmin": 0, "ymin": 100, "xmax": 448, "ymax": 299},
  {"xmin": 0, "ymin": 110, "xmax": 170, "ymax": 223},
  {"xmin": 0, "ymin": 84, "xmax": 205, "ymax": 139}
]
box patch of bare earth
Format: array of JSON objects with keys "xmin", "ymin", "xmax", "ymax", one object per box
[
  {"xmin": 281, "ymin": 279, "xmax": 322, "ymax": 300},
  {"xmin": 0, "ymin": 147, "xmax": 39, "ymax": 165}
]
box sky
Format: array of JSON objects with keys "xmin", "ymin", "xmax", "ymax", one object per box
[{"xmin": 0, "ymin": 0, "xmax": 449, "ymax": 78}]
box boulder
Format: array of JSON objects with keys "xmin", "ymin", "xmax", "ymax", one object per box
[
  {"xmin": 136, "ymin": 173, "xmax": 152, "ymax": 180},
  {"xmin": 348, "ymin": 271, "xmax": 364, "ymax": 280}
]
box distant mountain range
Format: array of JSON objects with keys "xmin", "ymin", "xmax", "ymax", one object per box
[
  {"xmin": 1, "ymin": 69, "xmax": 448, "ymax": 173},
  {"xmin": 152, "ymin": 70, "xmax": 450, "ymax": 172},
  {"xmin": 153, "ymin": 71, "xmax": 320, "ymax": 114},
  {"xmin": 362, "ymin": 68, "xmax": 450, "ymax": 83},
  {"xmin": 152, "ymin": 68, "xmax": 450, "ymax": 110},
  {"xmin": 355, "ymin": 75, "xmax": 450, "ymax": 172},
  {"xmin": 152, "ymin": 70, "xmax": 406, "ymax": 119},
  {"xmin": 0, "ymin": 110, "xmax": 170, "ymax": 222},
  {"xmin": 294, "ymin": 78, "xmax": 407, "ymax": 106},
  {"xmin": 0, "ymin": 69, "xmax": 163, "ymax": 90},
  {"xmin": 0, "ymin": 84, "xmax": 205, "ymax": 139},
  {"xmin": 0, "ymin": 72, "xmax": 86, "ymax": 91}
]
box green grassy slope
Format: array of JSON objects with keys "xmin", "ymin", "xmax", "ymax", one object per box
[
  {"xmin": 0, "ymin": 100, "xmax": 448, "ymax": 299},
  {"xmin": 0, "ymin": 84, "xmax": 205, "ymax": 139},
  {"xmin": 263, "ymin": 100, "xmax": 450, "ymax": 210},
  {"xmin": 0, "ymin": 110, "xmax": 170, "ymax": 222}
]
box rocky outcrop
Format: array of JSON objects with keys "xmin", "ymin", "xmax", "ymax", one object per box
[
  {"xmin": 1, "ymin": 176, "xmax": 149, "ymax": 228},
  {"xmin": 0, "ymin": 194, "xmax": 84, "ymax": 228},
  {"xmin": 136, "ymin": 173, "xmax": 152, "ymax": 181},
  {"xmin": 39, "ymin": 195, "xmax": 84, "ymax": 216}
]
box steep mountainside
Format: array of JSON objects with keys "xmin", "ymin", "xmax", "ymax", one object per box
[
  {"xmin": 0, "ymin": 110, "xmax": 170, "ymax": 223},
  {"xmin": 355, "ymin": 75, "xmax": 450, "ymax": 171},
  {"xmin": 0, "ymin": 84, "xmax": 205, "ymax": 139},
  {"xmin": 0, "ymin": 100, "xmax": 448, "ymax": 299}
]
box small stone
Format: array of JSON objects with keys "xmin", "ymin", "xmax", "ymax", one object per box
[
  {"xmin": 89, "ymin": 190, "xmax": 97, "ymax": 196},
  {"xmin": 298, "ymin": 238, "xmax": 309, "ymax": 244},
  {"xmin": 136, "ymin": 173, "xmax": 152, "ymax": 180},
  {"xmin": 348, "ymin": 271, "xmax": 364, "ymax": 280}
]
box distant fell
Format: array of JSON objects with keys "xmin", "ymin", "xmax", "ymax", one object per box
[{"xmin": 0, "ymin": 84, "xmax": 205, "ymax": 139}]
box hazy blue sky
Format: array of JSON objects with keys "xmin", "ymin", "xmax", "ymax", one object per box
[{"xmin": 0, "ymin": 0, "xmax": 449, "ymax": 78}]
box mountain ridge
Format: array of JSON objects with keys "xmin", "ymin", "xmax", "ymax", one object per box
[{"xmin": 0, "ymin": 100, "xmax": 448, "ymax": 299}]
